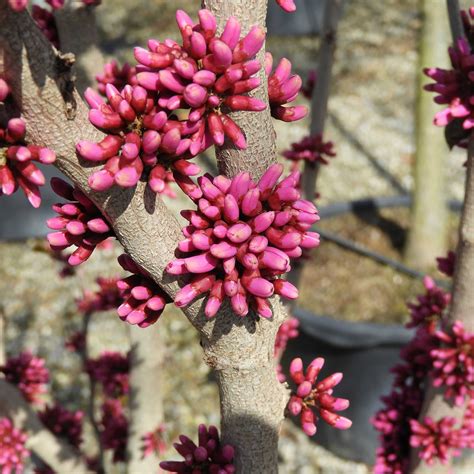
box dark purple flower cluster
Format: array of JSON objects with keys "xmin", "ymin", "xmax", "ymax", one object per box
[{"xmin": 86, "ymin": 351, "xmax": 130, "ymax": 398}]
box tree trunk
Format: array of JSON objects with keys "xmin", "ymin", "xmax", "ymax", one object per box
[
  {"xmin": 410, "ymin": 136, "xmax": 474, "ymax": 474},
  {"xmin": 127, "ymin": 327, "xmax": 165, "ymax": 473},
  {"xmin": 404, "ymin": 0, "xmax": 450, "ymax": 270}
]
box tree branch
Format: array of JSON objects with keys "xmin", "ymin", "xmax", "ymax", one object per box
[{"xmin": 0, "ymin": 380, "xmax": 91, "ymax": 473}]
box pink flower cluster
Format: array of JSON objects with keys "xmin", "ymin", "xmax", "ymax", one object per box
[
  {"xmin": 406, "ymin": 276, "xmax": 450, "ymax": 331},
  {"xmin": 282, "ymin": 134, "xmax": 336, "ymax": 170},
  {"xmin": 86, "ymin": 351, "xmax": 129, "ymax": 398},
  {"xmin": 275, "ymin": 0, "xmax": 296, "ymax": 13},
  {"xmin": 437, "ymin": 250, "xmax": 456, "ymax": 277},
  {"xmin": 77, "ymin": 276, "xmax": 122, "ymax": 314},
  {"xmin": 78, "ymin": 83, "xmax": 200, "ymax": 196},
  {"xmin": 142, "ymin": 424, "xmax": 167, "ymax": 458},
  {"xmin": 410, "ymin": 417, "xmax": 462, "ymax": 466},
  {"xmin": 46, "ymin": 178, "xmax": 115, "ymax": 266},
  {"xmin": 431, "ymin": 321, "xmax": 474, "ymax": 406},
  {"xmin": 134, "ymin": 9, "xmax": 266, "ymax": 148},
  {"xmin": 96, "ymin": 61, "xmax": 137, "ymax": 95},
  {"xmin": 160, "ymin": 424, "xmax": 235, "ymax": 473},
  {"xmin": 166, "ymin": 164, "xmax": 319, "ymax": 318},
  {"xmin": 100, "ymin": 399, "xmax": 128, "ymax": 463},
  {"xmin": 424, "ymin": 35, "xmax": 474, "ymax": 133},
  {"xmin": 1, "ymin": 352, "xmax": 49, "ymax": 404},
  {"xmin": 265, "ymin": 53, "xmax": 307, "ymax": 122},
  {"xmin": 287, "ymin": 357, "xmax": 352, "ymax": 436},
  {"xmin": 38, "ymin": 404, "xmax": 84, "ymax": 449},
  {"xmin": 1, "ymin": 85, "xmax": 56, "ymax": 207},
  {"xmin": 117, "ymin": 254, "xmax": 170, "ymax": 328},
  {"xmin": 78, "ymin": 9, "xmax": 268, "ymax": 197},
  {"xmin": 374, "ymin": 258, "xmax": 474, "ymax": 471},
  {"xmin": 0, "ymin": 417, "xmax": 29, "ymax": 474}
]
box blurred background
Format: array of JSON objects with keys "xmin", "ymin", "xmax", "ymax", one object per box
[{"xmin": 0, "ymin": 0, "xmax": 467, "ymax": 472}]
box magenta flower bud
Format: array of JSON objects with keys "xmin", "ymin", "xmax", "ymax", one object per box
[
  {"xmin": 190, "ymin": 31, "xmax": 207, "ymax": 59},
  {"xmin": 227, "ymin": 223, "xmax": 252, "ymax": 243},
  {"xmin": 89, "ymin": 109, "xmax": 122, "ymax": 129},
  {"xmin": 273, "ymin": 279, "xmax": 298, "ymax": 299},
  {"xmin": 252, "ymin": 211, "xmax": 275, "ymax": 233},
  {"xmin": 210, "ymin": 39, "xmax": 233, "ymax": 67},
  {"xmin": 231, "ymin": 292, "xmax": 249, "ymax": 317},
  {"xmin": 134, "ymin": 47, "xmax": 173, "ymax": 69},
  {"xmin": 260, "ymin": 247, "xmax": 289, "ymax": 272},
  {"xmin": 87, "ymin": 218, "xmax": 110, "ymax": 234},
  {"xmin": 136, "ymin": 71, "xmax": 161, "ymax": 90},
  {"xmin": 84, "ymin": 87, "xmax": 104, "ymax": 109},
  {"xmin": 184, "ymin": 253, "xmax": 218, "ymax": 273},
  {"xmin": 114, "ymin": 166, "xmax": 140, "ymax": 188},
  {"xmin": 7, "ymin": 118, "xmax": 26, "ymax": 140},
  {"xmin": 288, "ymin": 395, "xmax": 303, "ymax": 416},
  {"xmin": 207, "ymin": 113, "xmax": 225, "ymax": 146},
  {"xmin": 219, "ymin": 16, "xmax": 241, "ymax": 49},
  {"xmin": 223, "ymin": 194, "xmax": 239, "ymax": 223},
  {"xmin": 301, "ymin": 232, "xmax": 320, "ymax": 249},
  {"xmin": 224, "ymin": 95, "xmax": 266, "ymax": 112},
  {"xmin": 301, "ymin": 409, "xmax": 317, "ymax": 436},
  {"xmin": 142, "ymin": 130, "xmax": 161, "ymax": 154},
  {"xmin": 244, "ymin": 277, "xmax": 274, "ymax": 298},
  {"xmin": 297, "ymin": 381, "xmax": 313, "ymax": 398},
  {"xmin": 317, "ymin": 373, "xmax": 343, "ymax": 392},
  {"xmin": 89, "ymin": 170, "xmax": 114, "ymax": 191},
  {"xmin": 210, "ymin": 241, "xmax": 237, "ymax": 259},
  {"xmin": 166, "ymin": 259, "xmax": 187, "ymax": 275},
  {"xmin": 273, "ymin": 105, "xmax": 308, "ymax": 122},
  {"xmin": 198, "ymin": 8, "xmax": 217, "ymax": 36},
  {"xmin": 233, "ymin": 25, "xmax": 265, "ymax": 62},
  {"xmin": 289, "ymin": 357, "xmax": 304, "ymax": 383},
  {"xmin": 183, "ymin": 83, "xmax": 208, "ymax": 108},
  {"xmin": 276, "ymin": 0, "xmax": 296, "ymax": 12},
  {"xmin": 193, "ymin": 70, "xmax": 216, "ymax": 87},
  {"xmin": 220, "ymin": 114, "xmax": 247, "ymax": 149},
  {"xmin": 320, "ymin": 409, "xmax": 352, "ymax": 430}
]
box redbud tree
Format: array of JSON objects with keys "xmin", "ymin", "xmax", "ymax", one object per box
[{"xmin": 0, "ymin": 1, "xmax": 351, "ymax": 473}]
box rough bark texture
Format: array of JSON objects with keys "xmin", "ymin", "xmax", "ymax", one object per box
[
  {"xmin": 202, "ymin": 0, "xmax": 276, "ymax": 179},
  {"xmin": 410, "ymin": 139, "xmax": 474, "ymax": 474},
  {"xmin": 199, "ymin": 2, "xmax": 290, "ymax": 472},
  {"xmin": 404, "ymin": 0, "xmax": 450, "ymax": 270},
  {"xmin": 1, "ymin": 2, "xmax": 291, "ymax": 472},
  {"xmin": 0, "ymin": 380, "xmax": 91, "ymax": 473},
  {"xmin": 126, "ymin": 326, "xmax": 165, "ymax": 473},
  {"xmin": 55, "ymin": 0, "xmax": 104, "ymax": 93},
  {"xmin": 287, "ymin": 0, "xmax": 342, "ymax": 295}
]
